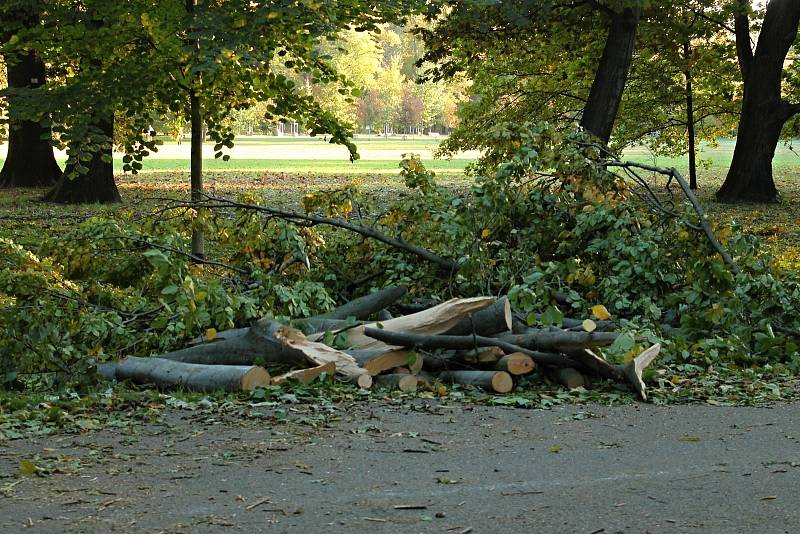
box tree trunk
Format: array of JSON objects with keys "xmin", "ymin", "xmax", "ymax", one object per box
[
  {"xmin": 190, "ymin": 91, "xmax": 205, "ymax": 257},
  {"xmin": 717, "ymin": 0, "xmax": 800, "ymax": 203},
  {"xmin": 0, "ymin": 52, "xmax": 62, "ymax": 188},
  {"xmin": 44, "ymin": 117, "xmax": 120, "ymax": 203},
  {"xmin": 684, "ymin": 41, "xmax": 698, "ymax": 190},
  {"xmin": 580, "ymin": 7, "xmax": 641, "ymax": 144}
]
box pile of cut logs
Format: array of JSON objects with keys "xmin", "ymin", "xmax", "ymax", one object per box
[{"xmin": 98, "ymin": 287, "xmax": 661, "ymax": 400}]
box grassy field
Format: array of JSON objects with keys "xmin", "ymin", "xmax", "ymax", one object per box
[{"xmin": 1, "ymin": 136, "xmax": 799, "ymax": 255}]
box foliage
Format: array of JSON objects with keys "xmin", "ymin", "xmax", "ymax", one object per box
[
  {"xmin": 418, "ymin": 0, "xmax": 741, "ymax": 158},
  {"xmin": 3, "ymin": 122, "xmax": 800, "ymax": 393}
]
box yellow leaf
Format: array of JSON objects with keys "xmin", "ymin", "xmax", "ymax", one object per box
[
  {"xmin": 481, "ymin": 228, "xmax": 490, "ymax": 239},
  {"xmin": 591, "ymin": 305, "xmax": 611, "ymax": 321},
  {"xmin": 205, "ymin": 328, "xmax": 217, "ymax": 342},
  {"xmin": 582, "ymin": 319, "xmax": 597, "ymax": 333},
  {"xmin": 19, "ymin": 460, "xmax": 38, "ymax": 476}
]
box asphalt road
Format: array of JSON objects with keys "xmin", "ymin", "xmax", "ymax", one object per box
[{"xmin": 1, "ymin": 401, "xmax": 799, "ymax": 533}]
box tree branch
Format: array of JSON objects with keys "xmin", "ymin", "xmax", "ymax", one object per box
[{"xmin": 179, "ymin": 195, "xmax": 459, "ymax": 272}]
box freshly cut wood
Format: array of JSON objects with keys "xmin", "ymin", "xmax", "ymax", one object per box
[
  {"xmin": 568, "ymin": 344, "xmax": 662, "ymax": 400},
  {"xmin": 271, "ymin": 327, "xmax": 364, "ymax": 378},
  {"xmin": 438, "ymin": 370, "xmax": 513, "ymax": 393},
  {"xmin": 316, "ymin": 286, "xmax": 407, "ymax": 320},
  {"xmin": 494, "ymin": 329, "xmax": 618, "ymax": 352},
  {"xmin": 567, "ymin": 348, "xmax": 623, "ymax": 381},
  {"xmin": 459, "ymin": 346, "xmax": 505, "ymax": 364},
  {"xmin": 444, "ymin": 297, "xmax": 512, "ymax": 336},
  {"xmin": 616, "ymin": 344, "xmax": 661, "ymax": 401},
  {"xmin": 408, "ymin": 351, "xmax": 424, "ymax": 374},
  {"xmin": 341, "ymin": 372, "xmax": 373, "ymax": 389},
  {"xmin": 313, "ymin": 296, "xmax": 497, "ymax": 350},
  {"xmin": 97, "ymin": 357, "xmax": 270, "ymax": 392},
  {"xmin": 554, "ymin": 367, "xmax": 586, "ymax": 389},
  {"xmin": 362, "ymin": 327, "xmax": 577, "ymax": 368},
  {"xmin": 348, "ymin": 349, "xmax": 415, "ymax": 376},
  {"xmin": 495, "ymin": 353, "xmax": 535, "ymax": 375},
  {"xmin": 271, "ymin": 362, "xmax": 336, "ymax": 385},
  {"xmin": 374, "ymin": 373, "xmax": 419, "ymax": 392}
]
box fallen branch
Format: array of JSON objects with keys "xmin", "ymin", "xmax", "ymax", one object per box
[
  {"xmin": 606, "ymin": 161, "xmax": 740, "ymax": 275},
  {"xmin": 316, "ymin": 286, "xmax": 408, "ymax": 320},
  {"xmin": 182, "ymin": 195, "xmax": 459, "ymax": 271},
  {"xmin": 362, "ymin": 327, "xmax": 577, "ymax": 368}
]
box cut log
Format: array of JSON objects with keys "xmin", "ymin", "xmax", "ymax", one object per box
[
  {"xmin": 348, "ymin": 349, "xmax": 415, "ymax": 376},
  {"xmin": 459, "ymin": 346, "xmax": 505, "ymax": 364},
  {"xmin": 494, "ymin": 329, "xmax": 619, "ymax": 352},
  {"xmin": 362, "ymin": 327, "xmax": 577, "ymax": 368},
  {"xmin": 160, "ymin": 319, "xmax": 364, "ymax": 378},
  {"xmin": 313, "ymin": 296, "xmax": 497, "ymax": 350},
  {"xmin": 553, "ymin": 367, "xmax": 586, "ymax": 389},
  {"xmin": 495, "ymin": 353, "xmax": 535, "ymax": 375},
  {"xmin": 374, "ymin": 373, "xmax": 419, "ymax": 392},
  {"xmin": 294, "ymin": 318, "xmax": 351, "ymax": 335},
  {"xmin": 271, "ymin": 326, "xmax": 364, "ymax": 378},
  {"xmin": 97, "ymin": 357, "xmax": 270, "ymax": 392},
  {"xmin": 444, "ymin": 297, "xmax": 512, "ymax": 336},
  {"xmin": 316, "ymin": 286, "xmax": 407, "ymax": 320},
  {"xmin": 438, "ymin": 370, "xmax": 513, "ymax": 393},
  {"xmin": 341, "ymin": 372, "xmax": 373, "ymax": 389},
  {"xmin": 271, "ymin": 362, "xmax": 336, "ymax": 385}
]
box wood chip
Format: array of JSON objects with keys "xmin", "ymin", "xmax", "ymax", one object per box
[
  {"xmin": 364, "ymin": 517, "xmax": 388, "ymax": 522},
  {"xmin": 394, "ymin": 504, "xmax": 427, "ymax": 510}
]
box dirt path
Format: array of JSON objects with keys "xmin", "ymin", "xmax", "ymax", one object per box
[{"xmin": 2, "ymin": 401, "xmax": 799, "ymax": 533}]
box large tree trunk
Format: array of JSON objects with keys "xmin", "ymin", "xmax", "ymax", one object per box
[
  {"xmin": 580, "ymin": 7, "xmax": 641, "ymax": 144},
  {"xmin": 717, "ymin": 0, "xmax": 800, "ymax": 203},
  {"xmin": 0, "ymin": 52, "xmax": 62, "ymax": 188},
  {"xmin": 44, "ymin": 117, "xmax": 120, "ymax": 203}
]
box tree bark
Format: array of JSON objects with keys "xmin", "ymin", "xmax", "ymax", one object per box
[
  {"xmin": 97, "ymin": 357, "xmax": 270, "ymax": 392},
  {"xmin": 0, "ymin": 51, "xmax": 62, "ymax": 188},
  {"xmin": 580, "ymin": 7, "xmax": 641, "ymax": 144},
  {"xmin": 44, "ymin": 116, "xmax": 120, "ymax": 203},
  {"xmin": 717, "ymin": 0, "xmax": 800, "ymax": 203},
  {"xmin": 684, "ymin": 41, "xmax": 698, "ymax": 190}
]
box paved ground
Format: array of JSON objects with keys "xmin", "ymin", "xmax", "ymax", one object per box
[{"xmin": 1, "ymin": 401, "xmax": 799, "ymax": 533}]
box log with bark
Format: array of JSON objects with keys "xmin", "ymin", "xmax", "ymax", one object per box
[
  {"xmin": 374, "ymin": 373, "xmax": 419, "ymax": 393},
  {"xmin": 316, "ymin": 286, "xmax": 407, "ymax": 320},
  {"xmin": 495, "ymin": 353, "xmax": 536, "ymax": 376},
  {"xmin": 97, "ymin": 357, "xmax": 271, "ymax": 392},
  {"xmin": 494, "ymin": 329, "xmax": 619, "ymax": 352},
  {"xmin": 318, "ymin": 296, "xmax": 497, "ymax": 350},
  {"xmin": 361, "ymin": 327, "xmax": 577, "ymax": 368},
  {"xmin": 438, "ymin": 370, "xmax": 514, "ymax": 393}
]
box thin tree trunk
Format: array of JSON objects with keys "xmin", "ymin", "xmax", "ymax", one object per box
[
  {"xmin": 684, "ymin": 41, "xmax": 697, "ymax": 190},
  {"xmin": 190, "ymin": 91, "xmax": 204, "ymax": 257},
  {"xmin": 44, "ymin": 116, "xmax": 120, "ymax": 203},
  {"xmin": 580, "ymin": 7, "xmax": 641, "ymax": 144},
  {"xmin": 0, "ymin": 52, "xmax": 62, "ymax": 188},
  {"xmin": 187, "ymin": 0, "xmax": 204, "ymax": 257},
  {"xmin": 717, "ymin": 0, "xmax": 800, "ymax": 203}
]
